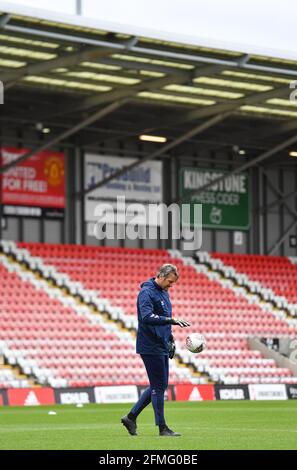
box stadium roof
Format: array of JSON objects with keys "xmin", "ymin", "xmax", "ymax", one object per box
[{"xmin": 1, "ymin": 10, "xmax": 297, "ymax": 167}]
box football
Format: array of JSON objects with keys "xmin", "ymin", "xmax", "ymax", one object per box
[{"xmin": 186, "ymin": 333, "xmax": 206, "ymax": 353}]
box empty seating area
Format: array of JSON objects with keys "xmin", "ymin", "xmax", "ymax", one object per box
[
  {"xmin": 16, "ymin": 242, "xmax": 297, "ymax": 385},
  {"xmin": 18, "ymin": 243, "xmax": 169, "ymax": 316},
  {"xmin": 211, "ymin": 252, "xmax": 297, "ymax": 305},
  {"xmin": 0, "ymin": 254, "xmax": 189, "ymax": 387},
  {"xmin": 170, "ymin": 267, "xmax": 296, "ymax": 384}
]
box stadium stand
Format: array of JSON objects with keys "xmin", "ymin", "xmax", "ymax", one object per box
[
  {"xmin": 0, "ymin": 243, "xmax": 194, "ymax": 388},
  {"xmin": 3, "ymin": 241, "xmax": 294, "ymax": 386}
]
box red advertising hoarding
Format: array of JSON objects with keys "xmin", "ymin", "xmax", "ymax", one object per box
[
  {"xmin": 1, "ymin": 146, "xmax": 65, "ymax": 208},
  {"xmin": 8, "ymin": 388, "xmax": 55, "ymax": 406},
  {"xmin": 175, "ymin": 384, "xmax": 215, "ymax": 401}
]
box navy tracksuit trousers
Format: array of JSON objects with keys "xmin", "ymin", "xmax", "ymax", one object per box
[{"xmin": 130, "ymin": 354, "xmax": 169, "ymax": 425}]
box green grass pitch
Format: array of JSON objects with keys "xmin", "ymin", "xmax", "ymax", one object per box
[{"xmin": 0, "ymin": 401, "xmax": 296, "ymax": 450}]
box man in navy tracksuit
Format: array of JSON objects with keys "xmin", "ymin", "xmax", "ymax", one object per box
[{"xmin": 121, "ymin": 264, "xmax": 190, "ymax": 437}]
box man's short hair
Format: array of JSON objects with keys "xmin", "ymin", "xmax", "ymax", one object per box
[{"xmin": 156, "ymin": 263, "xmax": 179, "ymax": 279}]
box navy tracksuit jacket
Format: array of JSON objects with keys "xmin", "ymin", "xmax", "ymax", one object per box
[{"xmin": 136, "ymin": 277, "xmax": 173, "ymax": 355}]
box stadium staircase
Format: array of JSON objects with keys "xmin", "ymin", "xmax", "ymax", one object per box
[{"xmin": 0, "ymin": 363, "xmax": 32, "ymax": 389}]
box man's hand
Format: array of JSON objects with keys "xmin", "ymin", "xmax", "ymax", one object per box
[
  {"xmin": 170, "ymin": 318, "xmax": 191, "ymax": 328},
  {"xmin": 168, "ymin": 340, "xmax": 176, "ymax": 359}
]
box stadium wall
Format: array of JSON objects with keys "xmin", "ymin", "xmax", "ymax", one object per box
[{"xmin": 0, "ymin": 383, "xmax": 297, "ymax": 406}]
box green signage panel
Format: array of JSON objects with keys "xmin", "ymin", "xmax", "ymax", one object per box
[{"xmin": 180, "ymin": 167, "xmax": 250, "ymax": 230}]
